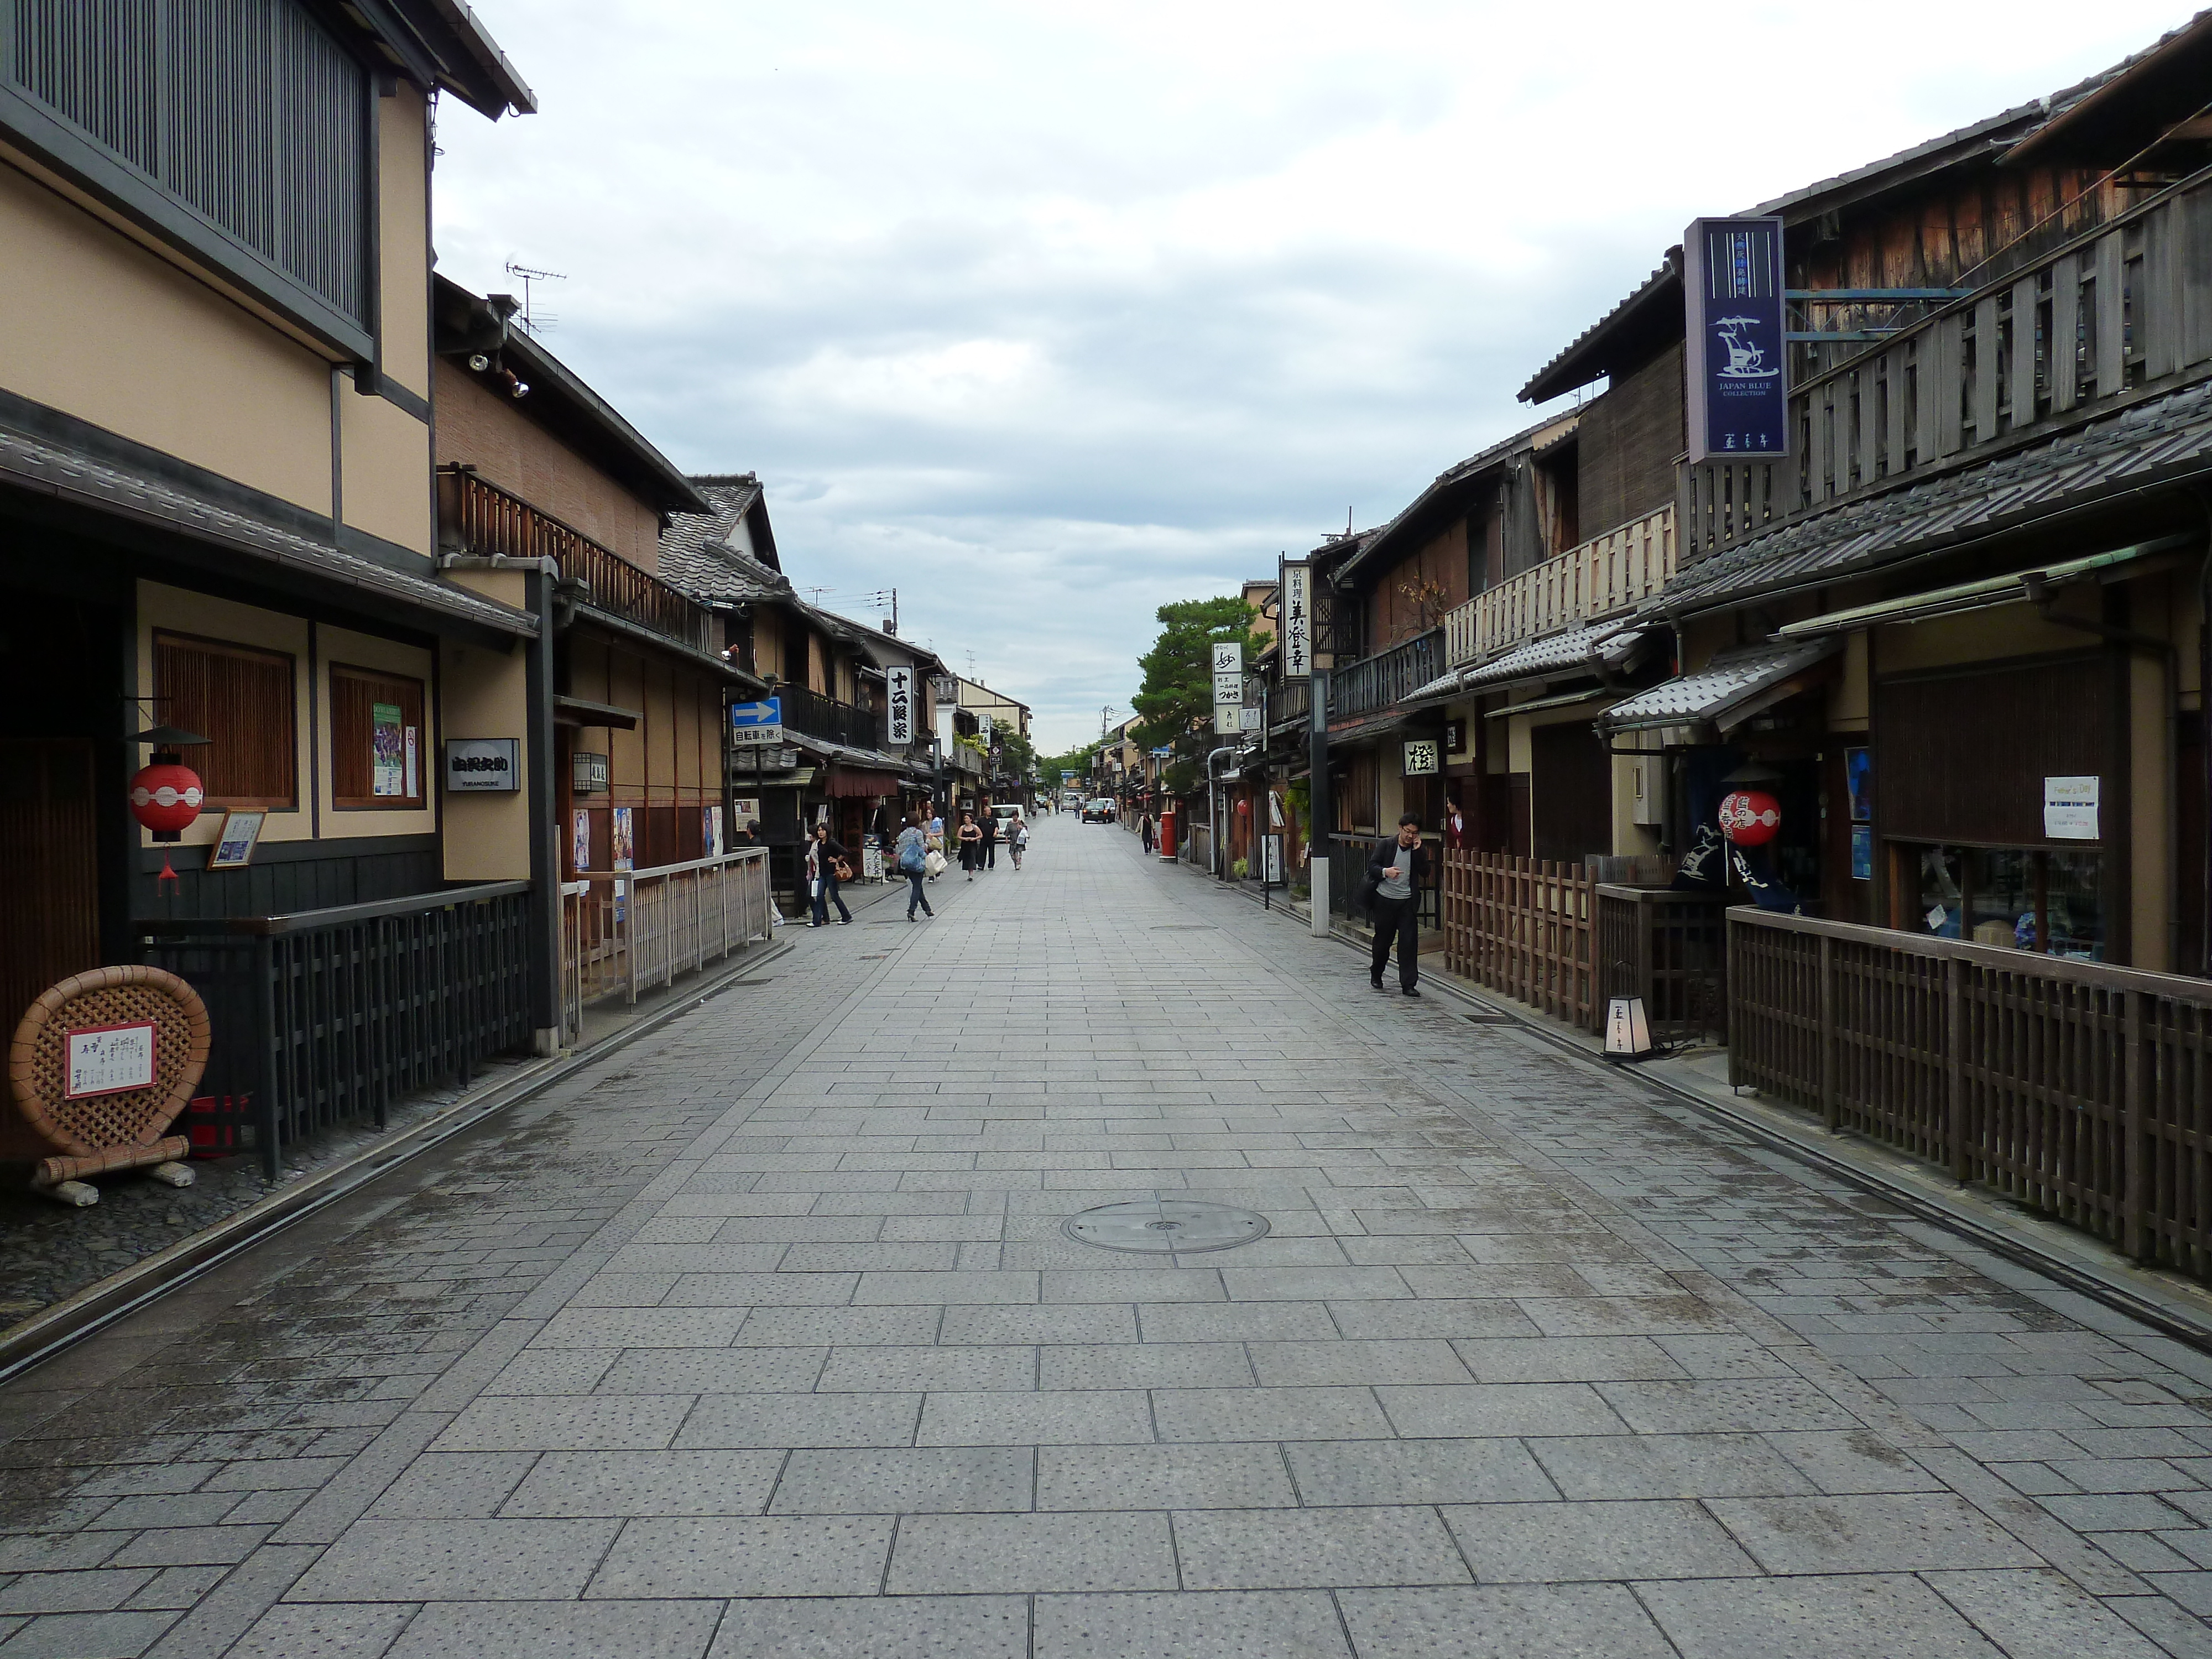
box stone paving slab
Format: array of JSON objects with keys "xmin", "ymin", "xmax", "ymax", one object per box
[{"xmin": 0, "ymin": 822, "xmax": 2209, "ymax": 1654}]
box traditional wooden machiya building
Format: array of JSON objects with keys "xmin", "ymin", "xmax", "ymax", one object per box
[{"xmin": 0, "ymin": 0, "xmax": 554, "ymax": 1161}]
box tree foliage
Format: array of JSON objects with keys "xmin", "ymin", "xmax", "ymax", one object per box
[
  {"xmin": 1130, "ymin": 595, "xmax": 1260, "ymax": 768},
  {"xmin": 1035, "ymin": 743, "xmax": 1099, "ymax": 794}
]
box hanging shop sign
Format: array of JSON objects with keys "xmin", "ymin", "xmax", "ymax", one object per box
[
  {"xmin": 1718, "ymin": 789, "xmax": 1781, "ymax": 846},
  {"xmin": 1684, "ymin": 215, "xmax": 1790, "ymax": 463},
  {"xmin": 886, "ymin": 665, "xmax": 915, "ymax": 747},
  {"xmin": 1213, "ymin": 640, "xmax": 1244, "ymax": 734},
  {"xmin": 572, "ymin": 750, "xmax": 609, "ymax": 795},
  {"xmin": 445, "ymin": 738, "xmax": 520, "ymax": 793},
  {"xmin": 731, "ymin": 697, "xmax": 784, "ymax": 745},
  {"xmin": 1403, "ymin": 739, "xmax": 1440, "ymax": 777},
  {"xmin": 1279, "ymin": 559, "xmax": 1311, "ymax": 680}
]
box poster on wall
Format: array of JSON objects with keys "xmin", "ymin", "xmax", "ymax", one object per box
[
  {"xmin": 207, "ymin": 810, "xmax": 265, "ymax": 870},
  {"xmin": 404, "ymin": 726, "xmax": 418, "ymax": 800},
  {"xmin": 372, "ymin": 703, "xmax": 405, "ymax": 796},
  {"xmin": 706, "ymin": 805, "xmax": 724, "ymax": 857},
  {"xmin": 731, "ymin": 797, "xmax": 759, "ymax": 827},
  {"xmin": 1844, "ymin": 747, "xmax": 1872, "ymax": 822},
  {"xmin": 611, "ymin": 805, "xmax": 634, "ymax": 922},
  {"xmin": 1850, "ymin": 823, "xmax": 1873, "ymax": 881},
  {"xmin": 572, "ymin": 808, "xmax": 591, "ymax": 872},
  {"xmin": 2044, "ymin": 776, "xmax": 2100, "ymax": 840}
]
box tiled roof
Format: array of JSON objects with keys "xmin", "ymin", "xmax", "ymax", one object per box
[
  {"xmin": 1662, "ymin": 376, "xmax": 2212, "ymax": 616},
  {"xmin": 659, "ymin": 478, "xmax": 791, "ymax": 605},
  {"xmin": 1599, "ymin": 640, "xmax": 1837, "ymax": 732},
  {"xmin": 1406, "ymin": 623, "xmax": 1644, "ymax": 703},
  {"xmin": 0, "ymin": 422, "xmax": 536, "ymax": 638}
]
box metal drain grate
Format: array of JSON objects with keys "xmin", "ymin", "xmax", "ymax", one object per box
[
  {"xmin": 1463, "ymin": 1011, "xmax": 1516, "ymax": 1025},
  {"xmin": 1063, "ymin": 1199, "xmax": 1269, "ymax": 1254}
]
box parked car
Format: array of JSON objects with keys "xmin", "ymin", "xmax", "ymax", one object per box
[{"xmin": 1082, "ymin": 798, "xmax": 1115, "ymax": 823}]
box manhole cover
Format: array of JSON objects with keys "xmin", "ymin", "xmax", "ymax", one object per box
[{"xmin": 1062, "ymin": 1199, "xmax": 1270, "ymax": 1254}]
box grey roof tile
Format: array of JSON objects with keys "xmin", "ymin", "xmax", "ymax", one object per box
[{"xmin": 1662, "ymin": 377, "xmax": 2212, "ymax": 615}]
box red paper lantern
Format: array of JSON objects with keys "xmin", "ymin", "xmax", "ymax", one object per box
[
  {"xmin": 1718, "ymin": 788, "xmax": 1781, "ymax": 847},
  {"xmin": 130, "ymin": 761, "xmax": 205, "ymax": 841}
]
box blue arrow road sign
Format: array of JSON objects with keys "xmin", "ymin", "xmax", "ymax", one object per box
[{"xmin": 730, "ymin": 697, "xmax": 783, "ymax": 744}]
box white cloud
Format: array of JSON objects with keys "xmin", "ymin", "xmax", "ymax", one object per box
[{"xmin": 435, "ymin": 0, "xmax": 2194, "ymax": 749}]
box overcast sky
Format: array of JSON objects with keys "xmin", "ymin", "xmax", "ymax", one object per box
[{"xmin": 433, "ymin": 2, "xmax": 2190, "ymax": 753}]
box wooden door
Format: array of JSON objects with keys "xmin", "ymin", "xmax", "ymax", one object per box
[{"xmin": 0, "ymin": 739, "xmax": 100, "ymax": 1032}]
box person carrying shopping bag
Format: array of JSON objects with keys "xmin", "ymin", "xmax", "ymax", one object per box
[
  {"xmin": 894, "ymin": 807, "xmax": 935, "ymax": 921},
  {"xmin": 806, "ymin": 822, "xmax": 853, "ymax": 926},
  {"xmin": 1009, "ymin": 812, "xmax": 1029, "ymax": 870}
]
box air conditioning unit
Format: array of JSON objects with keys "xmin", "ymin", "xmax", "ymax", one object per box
[{"xmin": 1629, "ymin": 758, "xmax": 1663, "ymax": 826}]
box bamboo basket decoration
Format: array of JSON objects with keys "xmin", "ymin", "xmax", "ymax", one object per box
[{"xmin": 8, "ymin": 964, "xmax": 209, "ymax": 1199}]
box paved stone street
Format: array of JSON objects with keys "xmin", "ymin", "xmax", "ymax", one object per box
[{"xmin": 4, "ymin": 820, "xmax": 2212, "ymax": 1656}]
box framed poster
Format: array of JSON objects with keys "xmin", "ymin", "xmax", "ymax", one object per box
[
  {"xmin": 372, "ymin": 702, "xmax": 405, "ymax": 796},
  {"xmin": 65, "ymin": 1021, "xmax": 158, "ymax": 1098},
  {"xmin": 705, "ymin": 805, "xmax": 724, "ymax": 857},
  {"xmin": 731, "ymin": 797, "xmax": 760, "ymax": 826},
  {"xmin": 1844, "ymin": 746, "xmax": 1872, "ymax": 822},
  {"xmin": 1850, "ymin": 823, "xmax": 1874, "ymax": 881},
  {"xmin": 206, "ymin": 810, "xmax": 266, "ymax": 870}
]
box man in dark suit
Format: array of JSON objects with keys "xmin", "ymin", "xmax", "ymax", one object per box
[{"xmin": 1365, "ymin": 813, "xmax": 1430, "ymax": 997}]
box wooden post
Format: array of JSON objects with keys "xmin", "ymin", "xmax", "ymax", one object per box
[
  {"xmin": 1819, "ymin": 933, "xmax": 1838, "ymax": 1134},
  {"xmin": 1944, "ymin": 953, "xmax": 1966, "ymax": 1185},
  {"xmin": 2124, "ymin": 988, "xmax": 2147, "ymax": 1262}
]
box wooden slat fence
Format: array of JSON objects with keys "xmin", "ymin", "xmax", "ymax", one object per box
[
  {"xmin": 1730, "ymin": 909, "xmax": 2212, "ymax": 1278},
  {"xmin": 1442, "ymin": 851, "xmax": 1595, "ymax": 1030}
]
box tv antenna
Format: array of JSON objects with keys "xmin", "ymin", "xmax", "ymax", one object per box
[{"xmin": 503, "ymin": 259, "xmax": 566, "ymax": 335}]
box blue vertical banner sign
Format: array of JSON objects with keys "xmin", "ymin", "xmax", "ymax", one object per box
[{"xmin": 1683, "ymin": 216, "xmax": 1790, "ymax": 463}]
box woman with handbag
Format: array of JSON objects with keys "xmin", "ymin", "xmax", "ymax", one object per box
[
  {"xmin": 895, "ymin": 807, "xmax": 935, "ymax": 920},
  {"xmin": 806, "ymin": 822, "xmax": 853, "ymax": 926}
]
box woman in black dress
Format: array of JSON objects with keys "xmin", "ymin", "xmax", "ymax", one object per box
[{"xmin": 957, "ymin": 811, "xmax": 984, "ymax": 879}]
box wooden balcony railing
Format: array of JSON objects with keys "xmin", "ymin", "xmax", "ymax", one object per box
[
  {"xmin": 1332, "ymin": 629, "xmax": 1444, "ymax": 720},
  {"xmin": 1444, "ymin": 505, "xmax": 1676, "ymax": 669},
  {"xmin": 777, "ymin": 683, "xmax": 882, "ymax": 752},
  {"xmin": 1682, "ymin": 174, "xmax": 2212, "ymax": 562},
  {"xmin": 439, "ymin": 466, "xmax": 716, "ymax": 655},
  {"xmin": 1729, "ymin": 907, "xmax": 2212, "ymax": 1277}
]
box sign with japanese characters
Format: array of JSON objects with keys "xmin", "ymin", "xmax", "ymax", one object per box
[
  {"xmin": 444, "ymin": 738, "xmax": 519, "ymax": 792},
  {"xmin": 1213, "ymin": 640, "xmax": 1244, "ymax": 734},
  {"xmin": 1279, "ymin": 560, "xmax": 1311, "ymax": 679},
  {"xmin": 886, "ymin": 665, "xmax": 915, "ymax": 747},
  {"xmin": 730, "ymin": 697, "xmax": 784, "ymax": 745},
  {"xmin": 1684, "ymin": 216, "xmax": 1790, "ymax": 463},
  {"xmin": 2044, "ymin": 775, "xmax": 2100, "ymax": 841},
  {"xmin": 1403, "ymin": 739, "xmax": 1440, "ymax": 777},
  {"xmin": 65, "ymin": 1021, "xmax": 158, "ymax": 1099}
]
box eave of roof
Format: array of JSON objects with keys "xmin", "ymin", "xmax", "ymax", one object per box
[
  {"xmin": 1519, "ymin": 254, "xmax": 1682, "ymax": 405},
  {"xmin": 1335, "ymin": 410, "xmax": 1580, "ymax": 587},
  {"xmin": 2002, "ymin": 8, "xmax": 2212, "ymax": 170},
  {"xmin": 434, "ymin": 278, "xmax": 707, "ymax": 517},
  {"xmin": 376, "ymin": 0, "xmax": 535, "ymax": 118}
]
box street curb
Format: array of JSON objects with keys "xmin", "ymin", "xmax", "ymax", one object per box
[
  {"xmin": 1201, "ymin": 850, "xmax": 2212, "ymax": 1354},
  {"xmin": 0, "ymin": 937, "xmax": 793, "ymax": 1387}
]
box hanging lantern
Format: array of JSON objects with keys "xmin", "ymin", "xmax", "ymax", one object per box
[
  {"xmin": 129, "ymin": 723, "xmax": 211, "ymax": 844},
  {"xmin": 130, "ymin": 760, "xmax": 204, "ymax": 840},
  {"xmin": 1718, "ymin": 788, "xmax": 1781, "ymax": 847}
]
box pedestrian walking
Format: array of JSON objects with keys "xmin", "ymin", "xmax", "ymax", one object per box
[
  {"xmin": 957, "ymin": 810, "xmax": 983, "ymax": 879},
  {"xmin": 1361, "ymin": 813, "xmax": 1429, "ymax": 997},
  {"xmin": 1009, "ymin": 812, "xmax": 1029, "ymax": 870},
  {"xmin": 806, "ymin": 822, "xmax": 853, "ymax": 926},
  {"xmin": 1140, "ymin": 811, "xmax": 1155, "ymax": 855},
  {"xmin": 926, "ymin": 810, "xmax": 946, "ymax": 881},
  {"xmin": 982, "ymin": 808, "xmax": 999, "ymax": 870},
  {"xmin": 894, "ymin": 807, "xmax": 934, "ymax": 920}
]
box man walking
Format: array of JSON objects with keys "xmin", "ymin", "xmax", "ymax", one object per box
[{"xmin": 1365, "ymin": 813, "xmax": 1428, "ymax": 998}]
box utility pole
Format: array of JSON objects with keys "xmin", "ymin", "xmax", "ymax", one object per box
[{"xmin": 1309, "ymin": 667, "xmax": 1331, "ymax": 937}]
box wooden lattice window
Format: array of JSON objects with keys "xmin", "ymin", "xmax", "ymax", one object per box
[
  {"xmin": 152, "ymin": 632, "xmax": 296, "ymax": 810},
  {"xmin": 331, "ymin": 664, "xmax": 425, "ymax": 810}
]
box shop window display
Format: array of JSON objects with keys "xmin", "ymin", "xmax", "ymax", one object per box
[{"xmin": 1911, "ymin": 844, "xmax": 2104, "ymax": 960}]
